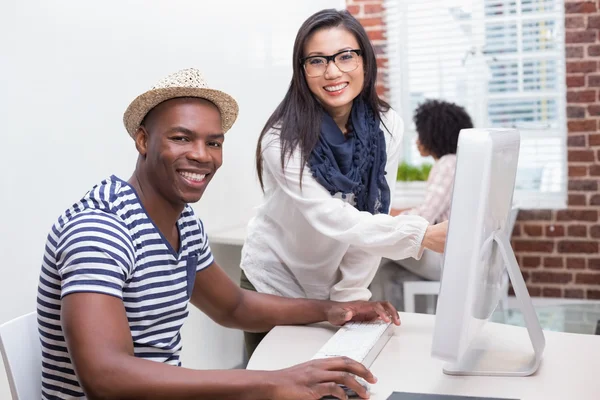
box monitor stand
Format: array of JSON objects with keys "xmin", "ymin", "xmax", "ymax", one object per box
[{"xmin": 443, "ymin": 230, "xmax": 546, "ymax": 377}]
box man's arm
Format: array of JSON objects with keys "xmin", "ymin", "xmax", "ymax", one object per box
[
  {"xmin": 62, "ymin": 292, "xmax": 375, "ymax": 400},
  {"xmin": 62, "ymin": 292, "xmax": 274, "ymax": 400},
  {"xmin": 190, "ymin": 262, "xmax": 400, "ymax": 333}
]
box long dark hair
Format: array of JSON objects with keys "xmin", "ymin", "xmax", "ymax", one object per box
[{"xmin": 255, "ymin": 8, "xmax": 390, "ymax": 189}]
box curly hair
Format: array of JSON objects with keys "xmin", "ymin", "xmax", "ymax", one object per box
[{"xmin": 413, "ymin": 99, "xmax": 474, "ymax": 159}]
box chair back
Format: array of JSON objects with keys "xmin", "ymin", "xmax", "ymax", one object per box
[{"xmin": 0, "ymin": 312, "xmax": 41, "ymax": 400}]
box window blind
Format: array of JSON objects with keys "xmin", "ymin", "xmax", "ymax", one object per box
[{"xmin": 384, "ymin": 0, "xmax": 567, "ymax": 209}]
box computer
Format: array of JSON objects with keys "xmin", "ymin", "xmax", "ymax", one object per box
[
  {"xmin": 431, "ymin": 128, "xmax": 545, "ymax": 376},
  {"xmin": 311, "ymin": 128, "xmax": 545, "ymax": 386}
]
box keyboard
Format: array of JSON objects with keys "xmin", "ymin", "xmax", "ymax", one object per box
[
  {"xmin": 312, "ymin": 320, "xmax": 394, "ymax": 366},
  {"xmin": 312, "ymin": 320, "xmax": 395, "ymax": 398}
]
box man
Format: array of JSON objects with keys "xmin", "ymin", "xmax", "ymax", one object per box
[{"xmin": 37, "ymin": 68, "xmax": 400, "ymax": 400}]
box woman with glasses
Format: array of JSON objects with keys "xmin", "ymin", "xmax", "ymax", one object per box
[{"xmin": 239, "ymin": 8, "xmax": 448, "ymax": 357}]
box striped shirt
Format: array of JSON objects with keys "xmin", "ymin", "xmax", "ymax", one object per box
[{"xmin": 37, "ymin": 175, "xmax": 214, "ymax": 399}]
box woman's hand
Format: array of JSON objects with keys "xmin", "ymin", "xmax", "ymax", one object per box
[
  {"xmin": 422, "ymin": 220, "xmax": 448, "ymax": 253},
  {"xmin": 389, "ymin": 208, "xmax": 409, "ymax": 217}
]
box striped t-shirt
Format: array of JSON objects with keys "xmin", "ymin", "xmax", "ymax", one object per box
[{"xmin": 37, "ymin": 175, "xmax": 214, "ymax": 399}]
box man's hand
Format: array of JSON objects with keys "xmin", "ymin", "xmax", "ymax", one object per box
[
  {"xmin": 325, "ymin": 300, "xmax": 401, "ymax": 327},
  {"xmin": 268, "ymin": 357, "xmax": 376, "ymax": 399}
]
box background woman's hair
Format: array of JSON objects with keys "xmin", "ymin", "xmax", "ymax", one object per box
[
  {"xmin": 414, "ymin": 99, "xmax": 474, "ymax": 159},
  {"xmin": 255, "ymin": 8, "xmax": 390, "ymax": 189}
]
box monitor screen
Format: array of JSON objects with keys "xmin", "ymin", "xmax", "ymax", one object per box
[{"xmin": 431, "ymin": 128, "xmax": 520, "ymax": 364}]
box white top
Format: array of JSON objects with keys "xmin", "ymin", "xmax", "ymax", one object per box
[
  {"xmin": 240, "ymin": 109, "xmax": 429, "ymax": 301},
  {"xmin": 247, "ymin": 312, "xmax": 600, "ymax": 400}
]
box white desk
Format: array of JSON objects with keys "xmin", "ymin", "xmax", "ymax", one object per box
[{"xmin": 247, "ymin": 312, "xmax": 600, "ymax": 400}]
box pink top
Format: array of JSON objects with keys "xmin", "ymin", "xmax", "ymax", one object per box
[{"xmin": 402, "ymin": 154, "xmax": 457, "ymax": 224}]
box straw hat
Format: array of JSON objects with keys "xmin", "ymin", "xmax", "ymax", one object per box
[{"xmin": 123, "ymin": 68, "xmax": 239, "ymax": 138}]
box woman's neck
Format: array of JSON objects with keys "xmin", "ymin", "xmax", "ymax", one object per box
[{"xmin": 325, "ymin": 104, "xmax": 352, "ymax": 134}]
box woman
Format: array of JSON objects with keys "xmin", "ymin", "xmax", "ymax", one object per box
[
  {"xmin": 392, "ymin": 99, "xmax": 474, "ymax": 226},
  {"xmin": 375, "ymin": 100, "xmax": 474, "ymax": 312},
  {"xmin": 240, "ymin": 9, "xmax": 447, "ymax": 356}
]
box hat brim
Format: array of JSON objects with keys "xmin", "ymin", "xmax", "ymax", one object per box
[{"xmin": 123, "ymin": 87, "xmax": 239, "ymax": 138}]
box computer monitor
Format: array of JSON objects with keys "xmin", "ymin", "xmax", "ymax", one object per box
[{"xmin": 431, "ymin": 128, "xmax": 545, "ymax": 377}]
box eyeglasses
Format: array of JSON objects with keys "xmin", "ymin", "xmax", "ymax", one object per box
[{"xmin": 301, "ymin": 49, "xmax": 362, "ymax": 77}]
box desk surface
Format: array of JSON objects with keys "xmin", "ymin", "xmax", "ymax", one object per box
[
  {"xmin": 492, "ymin": 300, "xmax": 600, "ymax": 335},
  {"xmin": 247, "ymin": 312, "xmax": 600, "ymax": 400}
]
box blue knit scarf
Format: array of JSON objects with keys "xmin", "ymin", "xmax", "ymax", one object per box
[{"xmin": 309, "ymin": 98, "xmax": 390, "ymax": 214}]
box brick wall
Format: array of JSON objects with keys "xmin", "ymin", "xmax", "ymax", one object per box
[
  {"xmin": 520, "ymin": 0, "xmax": 600, "ymax": 299},
  {"xmin": 346, "ymin": 0, "xmax": 388, "ymax": 98},
  {"xmin": 347, "ymin": 0, "xmax": 600, "ymax": 299}
]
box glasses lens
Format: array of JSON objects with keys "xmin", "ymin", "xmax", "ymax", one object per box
[
  {"xmin": 335, "ymin": 51, "xmax": 359, "ymax": 73},
  {"xmin": 304, "ymin": 57, "xmax": 327, "ymax": 77}
]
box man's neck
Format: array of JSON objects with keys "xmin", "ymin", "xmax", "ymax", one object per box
[{"xmin": 127, "ymin": 172, "xmax": 184, "ymax": 247}]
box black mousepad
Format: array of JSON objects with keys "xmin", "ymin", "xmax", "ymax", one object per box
[{"xmin": 387, "ymin": 392, "xmax": 518, "ymax": 400}]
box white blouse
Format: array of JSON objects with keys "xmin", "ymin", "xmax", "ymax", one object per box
[{"xmin": 240, "ymin": 109, "xmax": 430, "ymax": 301}]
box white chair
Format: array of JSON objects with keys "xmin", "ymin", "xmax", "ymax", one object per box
[
  {"xmin": 0, "ymin": 312, "xmax": 41, "ymax": 400},
  {"xmin": 402, "ymin": 207, "xmax": 519, "ymax": 314},
  {"xmin": 403, "ymin": 280, "xmax": 441, "ymax": 314}
]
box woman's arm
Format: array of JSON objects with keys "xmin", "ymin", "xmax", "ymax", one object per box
[
  {"xmin": 260, "ymin": 108, "xmax": 447, "ymax": 259},
  {"xmin": 262, "ymin": 136, "xmax": 430, "ymax": 259},
  {"xmin": 390, "ymin": 208, "xmax": 409, "ymax": 216},
  {"xmin": 329, "ymin": 245, "xmax": 381, "ymax": 301}
]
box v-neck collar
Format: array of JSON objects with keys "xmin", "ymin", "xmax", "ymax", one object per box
[{"xmin": 112, "ymin": 175, "xmax": 184, "ymax": 259}]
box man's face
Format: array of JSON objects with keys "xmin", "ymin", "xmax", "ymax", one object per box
[{"xmin": 135, "ymin": 98, "xmax": 224, "ymax": 205}]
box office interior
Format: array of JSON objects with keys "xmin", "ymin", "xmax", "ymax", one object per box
[{"xmin": 1, "ymin": 0, "xmax": 599, "ymax": 398}]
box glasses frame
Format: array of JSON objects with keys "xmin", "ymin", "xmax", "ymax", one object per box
[{"xmin": 300, "ymin": 49, "xmax": 362, "ymax": 77}]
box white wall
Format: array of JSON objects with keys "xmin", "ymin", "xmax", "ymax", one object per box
[{"xmin": 0, "ymin": 0, "xmax": 343, "ymax": 396}]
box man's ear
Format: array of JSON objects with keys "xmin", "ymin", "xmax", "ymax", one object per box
[{"xmin": 134, "ymin": 126, "xmax": 149, "ymax": 157}]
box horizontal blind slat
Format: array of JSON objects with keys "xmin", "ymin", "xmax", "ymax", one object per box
[{"xmin": 384, "ymin": 0, "xmax": 566, "ymax": 209}]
